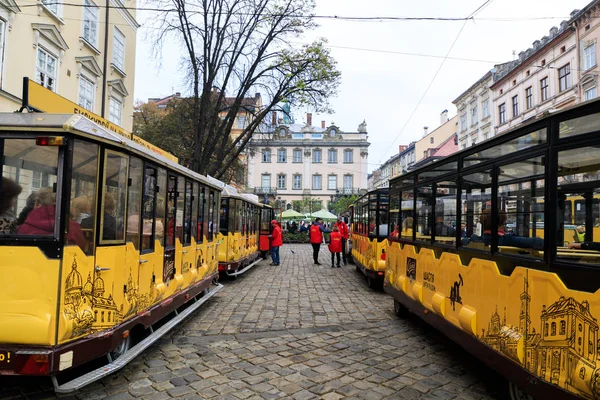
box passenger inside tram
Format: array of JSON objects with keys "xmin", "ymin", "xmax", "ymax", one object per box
[
  {"xmin": 17, "ymin": 192, "xmax": 37, "ymax": 226},
  {"xmin": 0, "ymin": 177, "xmax": 22, "ymax": 234},
  {"xmin": 71, "ymin": 196, "xmax": 92, "ymax": 224},
  {"xmin": 81, "ymin": 192, "xmax": 119, "ymax": 241},
  {"xmin": 479, "ymin": 208, "xmax": 544, "ymax": 251},
  {"xmin": 18, "ymin": 187, "xmax": 86, "ymax": 248}
]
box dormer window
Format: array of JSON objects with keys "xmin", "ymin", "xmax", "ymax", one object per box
[{"xmin": 329, "ymin": 128, "xmax": 336, "ymax": 137}]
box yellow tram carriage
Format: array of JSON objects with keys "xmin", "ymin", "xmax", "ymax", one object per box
[
  {"xmin": 0, "ymin": 113, "xmax": 222, "ymax": 392},
  {"xmin": 385, "ymin": 99, "xmax": 600, "ymax": 399}
]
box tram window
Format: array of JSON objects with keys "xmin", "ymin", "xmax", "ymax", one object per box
[
  {"xmin": 208, "ymin": 190, "xmax": 215, "ymax": 241},
  {"xmin": 389, "ymin": 191, "xmax": 400, "ymax": 238},
  {"xmin": 214, "ymin": 191, "xmax": 221, "ymax": 233},
  {"xmin": 191, "ymin": 182, "xmax": 198, "ymax": 242},
  {"xmin": 1, "ymin": 139, "xmax": 59, "ymax": 237},
  {"xmin": 401, "ymin": 190, "xmax": 414, "ymax": 239},
  {"xmin": 460, "ymin": 170, "xmax": 491, "ymax": 249},
  {"xmin": 99, "ymin": 151, "xmax": 127, "ymax": 243},
  {"xmin": 559, "ymin": 113, "xmax": 600, "ymax": 139},
  {"xmin": 176, "ymin": 176, "xmax": 185, "ymax": 244},
  {"xmin": 435, "ymin": 180, "xmax": 457, "ymax": 246},
  {"xmin": 496, "ymin": 157, "xmax": 545, "ymax": 257},
  {"xmin": 156, "ymin": 169, "xmax": 167, "ymax": 246},
  {"xmin": 126, "ymin": 157, "xmax": 143, "ymax": 250},
  {"xmin": 220, "ymin": 198, "xmax": 229, "ymax": 233},
  {"xmin": 69, "ymin": 140, "xmax": 99, "ymax": 254},
  {"xmin": 463, "ymin": 128, "xmax": 546, "ymax": 167},
  {"xmin": 166, "ymin": 174, "xmax": 176, "ymax": 247},
  {"xmin": 197, "ymin": 187, "xmax": 205, "ymax": 242},
  {"xmin": 557, "ymin": 147, "xmax": 600, "ymax": 265},
  {"xmin": 141, "ymin": 166, "xmax": 157, "ymax": 252},
  {"xmin": 378, "ymin": 192, "xmax": 389, "ymax": 237},
  {"xmin": 183, "ymin": 180, "xmax": 193, "ymax": 245},
  {"xmin": 416, "ymin": 185, "xmax": 433, "ymax": 241},
  {"xmin": 237, "ymin": 200, "xmax": 243, "ymax": 233}
]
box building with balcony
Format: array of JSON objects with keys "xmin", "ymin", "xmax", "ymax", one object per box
[
  {"xmin": 0, "ymin": 0, "xmax": 139, "ymax": 130},
  {"xmin": 453, "ymin": 71, "xmax": 494, "ymax": 150},
  {"xmin": 245, "ymin": 113, "xmax": 370, "ymax": 210}
]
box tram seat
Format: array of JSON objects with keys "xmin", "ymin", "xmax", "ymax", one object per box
[
  {"xmin": 497, "ymin": 246, "xmax": 542, "ymax": 257},
  {"xmin": 466, "ymin": 241, "xmax": 488, "ymax": 251}
]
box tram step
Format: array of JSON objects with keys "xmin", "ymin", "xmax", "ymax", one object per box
[
  {"xmin": 52, "ymin": 282, "xmax": 224, "ymax": 393},
  {"xmin": 226, "ymin": 259, "xmax": 262, "ymax": 276}
]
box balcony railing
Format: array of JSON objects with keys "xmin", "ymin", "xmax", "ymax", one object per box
[
  {"xmin": 253, "ymin": 186, "xmax": 278, "ymax": 195},
  {"xmin": 339, "ymin": 187, "xmax": 363, "ymax": 195}
]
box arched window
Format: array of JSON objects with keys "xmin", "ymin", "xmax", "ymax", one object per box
[{"xmin": 551, "ymin": 322, "xmax": 556, "ymax": 336}]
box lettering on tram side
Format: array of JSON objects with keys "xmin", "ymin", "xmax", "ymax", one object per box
[
  {"xmin": 423, "ymin": 271, "xmax": 435, "ymax": 291},
  {"xmin": 406, "ymin": 257, "xmax": 417, "ymax": 280},
  {"xmin": 448, "ymin": 273, "xmax": 463, "ymax": 311}
]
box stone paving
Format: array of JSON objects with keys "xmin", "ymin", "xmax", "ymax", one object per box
[{"xmin": 0, "ymin": 244, "xmax": 501, "ymax": 400}]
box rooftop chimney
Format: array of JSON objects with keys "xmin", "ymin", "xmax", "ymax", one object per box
[
  {"xmin": 440, "ymin": 110, "xmax": 449, "ymax": 125},
  {"xmin": 321, "ymin": 120, "xmax": 326, "ymax": 129},
  {"xmin": 423, "ymin": 126, "xmax": 429, "ymax": 137},
  {"xmin": 175, "ymin": 92, "xmax": 181, "ymax": 97},
  {"xmin": 307, "ymin": 113, "xmax": 312, "ymax": 126},
  {"xmin": 272, "ymin": 111, "xmax": 277, "ymax": 126}
]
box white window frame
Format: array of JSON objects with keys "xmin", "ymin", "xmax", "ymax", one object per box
[
  {"xmin": 312, "ymin": 175, "xmax": 322, "ymax": 190},
  {"xmin": 482, "ymin": 99, "xmax": 490, "ymax": 118},
  {"xmin": 293, "ymin": 149, "xmax": 302, "ymax": 163},
  {"xmin": 82, "ymin": 0, "xmax": 99, "ymax": 48},
  {"xmin": 261, "ymin": 174, "xmax": 271, "ymax": 189},
  {"xmin": 277, "ymin": 149, "xmax": 286, "ymax": 163},
  {"xmin": 112, "ymin": 27, "xmax": 125, "ymax": 71},
  {"xmin": 585, "ymin": 44, "xmax": 596, "ymax": 70},
  {"xmin": 41, "ymin": 0, "xmax": 60, "ymax": 17},
  {"xmin": 109, "ymin": 96, "xmax": 122, "ymax": 125},
  {"xmin": 343, "ymin": 175, "xmax": 353, "ymax": 191},
  {"xmin": 78, "ymin": 75, "xmax": 95, "ymax": 111},
  {"xmin": 262, "ymin": 149, "xmax": 271, "ymax": 163},
  {"xmin": 293, "ymin": 174, "xmax": 301, "ymax": 189},
  {"xmin": 328, "ymin": 175, "xmax": 337, "ymax": 190},
  {"xmin": 470, "ymin": 107, "xmax": 477, "ymax": 125},
  {"xmin": 237, "ymin": 116, "xmax": 246, "ymax": 129},
  {"xmin": 36, "ymin": 47, "xmax": 58, "ymax": 92},
  {"xmin": 344, "ymin": 149, "xmax": 353, "ymax": 163},
  {"xmin": 313, "ymin": 149, "xmax": 322, "ymax": 163},
  {"xmin": 460, "ymin": 113, "xmax": 467, "ymax": 131},
  {"xmin": 328, "ymin": 149, "xmax": 337, "ymax": 163},
  {"xmin": 585, "ymin": 86, "xmax": 597, "ymax": 101},
  {"xmin": 277, "ymin": 174, "xmax": 286, "ymax": 190}
]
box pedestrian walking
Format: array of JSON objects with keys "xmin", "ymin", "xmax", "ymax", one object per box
[
  {"xmin": 309, "ymin": 217, "xmax": 331, "ymax": 265},
  {"xmin": 334, "ymin": 216, "xmax": 349, "ymax": 265},
  {"xmin": 269, "ymin": 219, "xmax": 282, "ymax": 266},
  {"xmin": 328, "ymin": 226, "xmax": 343, "ymax": 268}
]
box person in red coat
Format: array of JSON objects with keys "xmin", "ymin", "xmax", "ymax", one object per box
[
  {"xmin": 309, "ymin": 217, "xmax": 331, "ymax": 265},
  {"xmin": 328, "ymin": 226, "xmax": 343, "ymax": 268},
  {"xmin": 268, "ymin": 219, "xmax": 283, "ymax": 266},
  {"xmin": 334, "ymin": 216, "xmax": 349, "ymax": 265}
]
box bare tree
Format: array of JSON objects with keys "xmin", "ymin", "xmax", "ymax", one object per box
[{"xmin": 148, "ymin": 0, "xmax": 341, "ymax": 179}]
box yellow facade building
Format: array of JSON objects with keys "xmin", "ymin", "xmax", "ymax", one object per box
[{"xmin": 0, "ymin": 0, "xmax": 138, "ymax": 130}]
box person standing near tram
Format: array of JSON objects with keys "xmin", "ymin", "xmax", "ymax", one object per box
[
  {"xmin": 309, "ymin": 217, "xmax": 331, "ymax": 265},
  {"xmin": 334, "ymin": 216, "xmax": 349, "ymax": 265},
  {"xmin": 269, "ymin": 219, "xmax": 282, "ymax": 266}
]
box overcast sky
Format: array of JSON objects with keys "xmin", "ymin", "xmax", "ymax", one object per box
[{"xmin": 134, "ymin": 0, "xmax": 591, "ymax": 174}]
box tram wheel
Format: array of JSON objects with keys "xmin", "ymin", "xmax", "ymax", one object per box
[
  {"xmin": 393, "ymin": 299, "xmax": 409, "ymax": 317},
  {"xmin": 507, "ymin": 381, "xmax": 534, "ymax": 400},
  {"xmin": 109, "ymin": 334, "xmax": 132, "ymax": 361}
]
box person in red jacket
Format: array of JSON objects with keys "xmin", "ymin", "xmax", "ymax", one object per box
[
  {"xmin": 309, "ymin": 217, "xmax": 331, "ymax": 265},
  {"xmin": 269, "ymin": 219, "xmax": 283, "ymax": 266},
  {"xmin": 334, "ymin": 216, "xmax": 349, "ymax": 265},
  {"xmin": 328, "ymin": 226, "xmax": 343, "ymax": 268}
]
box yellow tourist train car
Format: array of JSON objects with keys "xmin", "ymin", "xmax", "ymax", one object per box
[
  {"xmin": 350, "ymin": 188, "xmax": 389, "ymax": 289},
  {"xmin": 385, "ymin": 99, "xmax": 600, "ymax": 400},
  {"xmin": 0, "ymin": 113, "xmax": 222, "ymax": 392}
]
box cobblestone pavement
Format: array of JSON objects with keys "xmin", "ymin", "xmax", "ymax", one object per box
[{"xmin": 0, "ymin": 244, "xmax": 501, "ymax": 400}]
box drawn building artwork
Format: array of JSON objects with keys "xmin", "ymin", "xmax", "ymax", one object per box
[
  {"xmin": 406, "ymin": 257, "xmax": 416, "ymax": 280},
  {"xmin": 481, "ymin": 274, "xmax": 600, "ymax": 399},
  {"xmin": 64, "ymin": 256, "xmax": 161, "ymax": 339}
]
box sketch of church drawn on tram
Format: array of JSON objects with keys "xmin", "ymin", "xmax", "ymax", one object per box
[{"xmin": 481, "ymin": 276, "xmax": 600, "ymax": 399}]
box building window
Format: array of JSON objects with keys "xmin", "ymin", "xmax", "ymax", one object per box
[
  {"xmin": 585, "ymin": 87, "xmax": 597, "ymax": 101},
  {"xmin": 261, "ymin": 174, "xmax": 271, "ymax": 189},
  {"xmin": 277, "ymin": 174, "xmax": 286, "ymax": 189},
  {"xmin": 292, "ymin": 133, "xmax": 304, "ymax": 139},
  {"xmin": 312, "ymin": 175, "xmax": 322, "ymax": 190},
  {"xmin": 262, "ymin": 149, "xmax": 271, "ymax": 163},
  {"xmin": 344, "ymin": 149, "xmax": 353, "ymax": 163},
  {"xmin": 313, "ymin": 149, "xmax": 322, "ymax": 163},
  {"xmin": 512, "ymin": 95, "xmax": 519, "ymax": 117},
  {"xmin": 78, "ymin": 76, "xmax": 95, "ymax": 111},
  {"xmin": 430, "ymin": 137, "xmax": 434, "ymax": 144},
  {"xmin": 343, "ymin": 175, "xmax": 353, "ymax": 192},
  {"xmin": 499, "ymin": 103, "xmax": 506, "ymax": 125},
  {"xmin": 108, "ymin": 97, "xmax": 122, "ymax": 125},
  {"xmin": 237, "ymin": 116, "xmax": 247, "ymax": 129},
  {"xmin": 558, "ymin": 64, "xmax": 571, "ymax": 92},
  {"xmin": 470, "ymin": 107, "xmax": 477, "ymax": 125},
  {"xmin": 328, "ymin": 149, "xmax": 337, "ymax": 163},
  {"xmin": 293, "ymin": 149, "xmax": 302, "ymax": 163},
  {"xmin": 328, "ymin": 175, "xmax": 337, "ymax": 190},
  {"xmin": 41, "ymin": 0, "xmax": 59, "ymax": 15},
  {"xmin": 540, "ymin": 77, "xmax": 549, "ymax": 102},
  {"xmin": 36, "ymin": 47, "xmax": 57, "ymax": 92},
  {"xmin": 83, "ymin": 0, "xmax": 99, "ymax": 47},
  {"xmin": 113, "ymin": 28, "xmax": 125, "ymax": 71},
  {"xmin": 329, "ymin": 128, "xmax": 336, "ymax": 137},
  {"xmin": 525, "ymin": 86, "xmax": 533, "ymax": 109},
  {"xmin": 460, "ymin": 113, "xmax": 467, "ymax": 132},
  {"xmin": 293, "ymin": 174, "xmax": 301, "ymax": 189},
  {"xmin": 560, "ymin": 320, "xmax": 566, "ymax": 335},
  {"xmin": 585, "ymin": 44, "xmax": 596, "ymax": 70},
  {"xmin": 482, "ymin": 99, "xmax": 490, "ymax": 118},
  {"xmin": 277, "ymin": 149, "xmax": 286, "ymax": 163}
]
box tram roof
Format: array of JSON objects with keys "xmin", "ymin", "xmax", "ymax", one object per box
[
  {"xmin": 205, "ymin": 175, "xmax": 261, "ymax": 206},
  {"xmin": 0, "ymin": 113, "xmax": 222, "ymax": 190}
]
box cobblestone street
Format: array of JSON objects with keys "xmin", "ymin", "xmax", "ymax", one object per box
[{"xmin": 0, "ymin": 244, "xmax": 501, "ymax": 400}]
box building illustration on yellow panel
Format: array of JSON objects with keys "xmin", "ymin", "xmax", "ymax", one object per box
[{"xmin": 481, "ymin": 275, "xmax": 600, "ymax": 399}]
